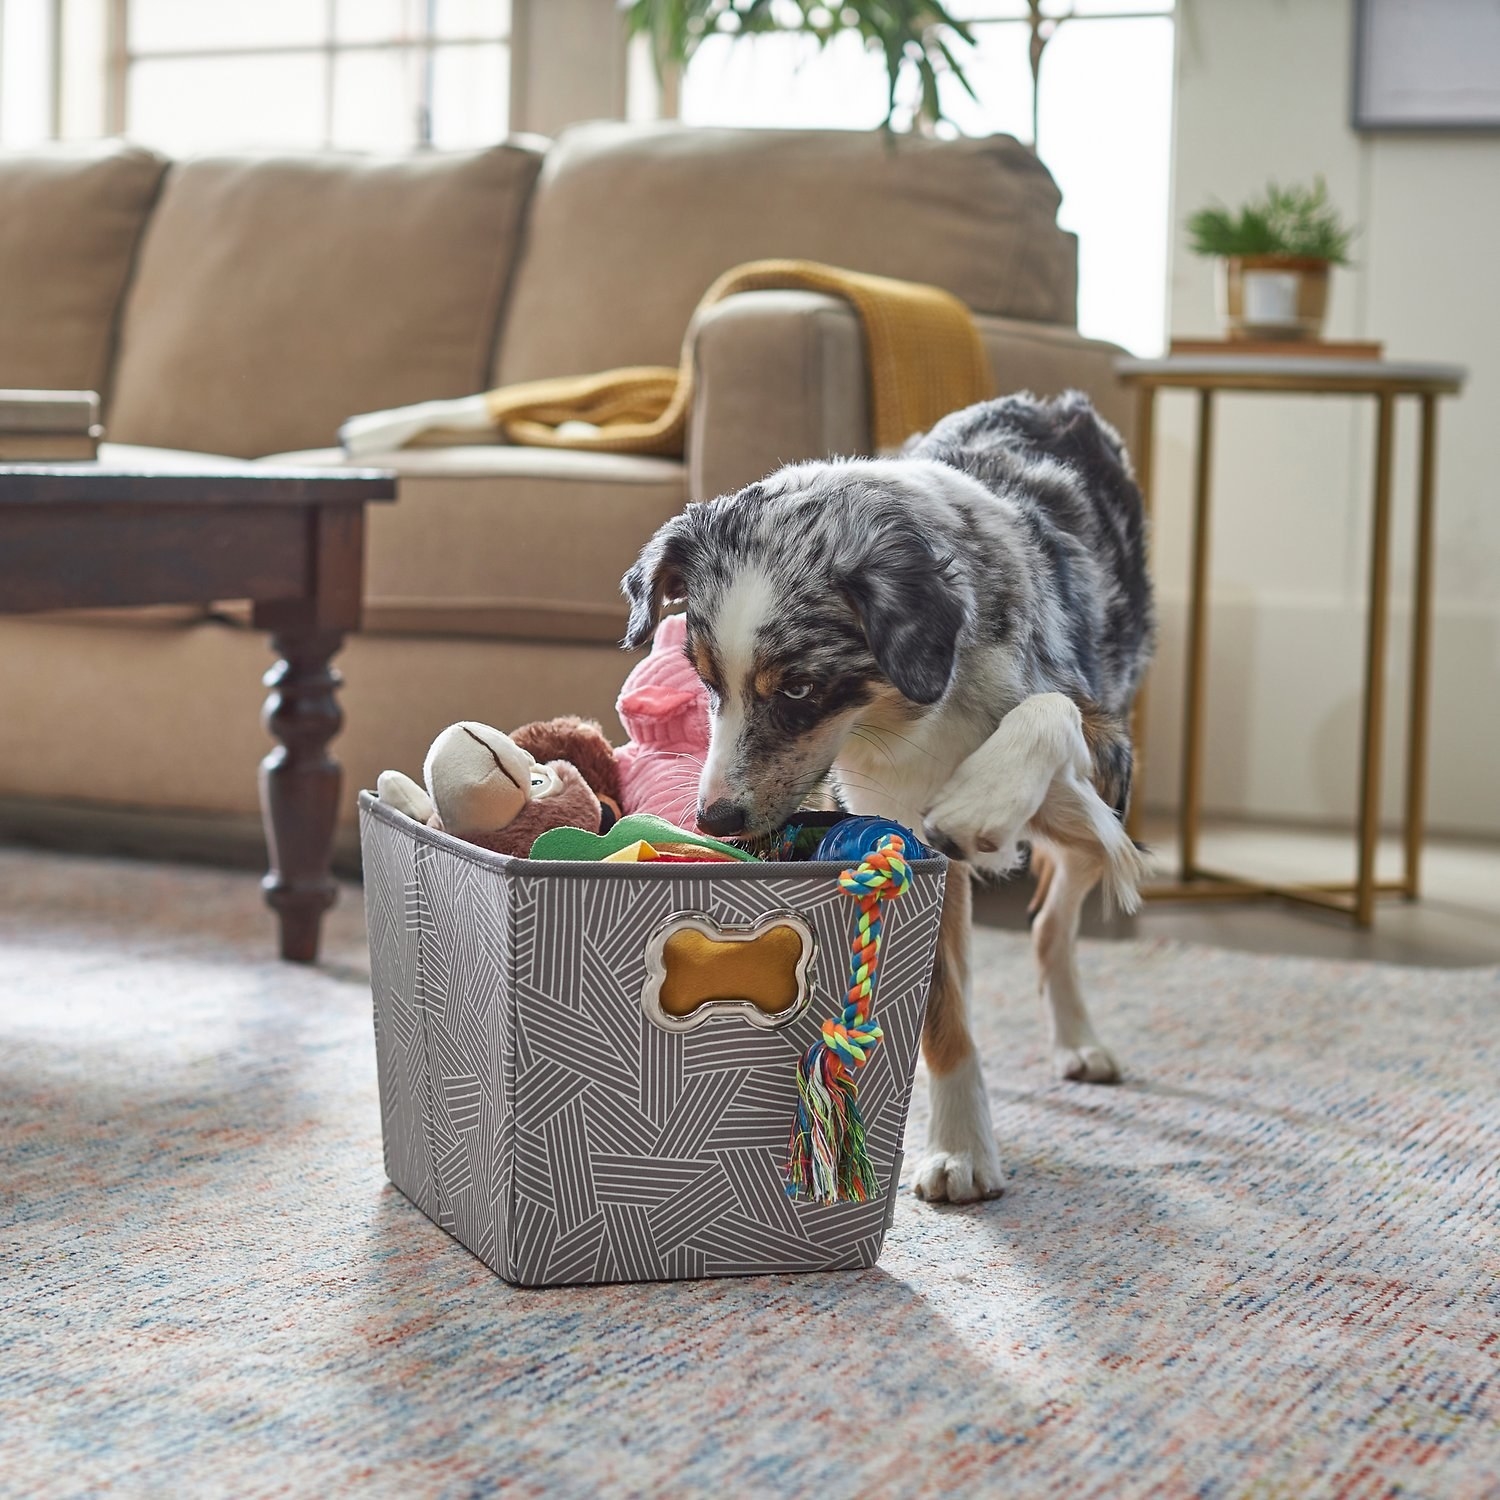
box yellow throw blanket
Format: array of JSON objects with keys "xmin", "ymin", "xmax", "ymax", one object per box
[{"xmin": 341, "ymin": 259, "xmax": 993, "ymax": 460}]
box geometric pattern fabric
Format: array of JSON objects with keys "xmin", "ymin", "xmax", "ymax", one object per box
[{"xmin": 360, "ymin": 793, "xmax": 945, "ymax": 1286}]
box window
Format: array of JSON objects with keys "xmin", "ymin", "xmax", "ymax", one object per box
[
  {"xmin": 677, "ymin": 1, "xmax": 1176, "ymax": 356},
  {"xmin": 0, "ymin": 0, "xmax": 58, "ymax": 146},
  {"xmin": 119, "ymin": 0, "xmax": 511, "ymax": 153}
]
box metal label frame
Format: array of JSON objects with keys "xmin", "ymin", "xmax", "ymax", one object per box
[{"xmin": 640, "ymin": 909, "xmax": 817, "ymax": 1034}]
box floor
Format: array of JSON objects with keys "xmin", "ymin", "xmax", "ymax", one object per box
[
  {"xmin": 973, "ymin": 817, "xmax": 1500, "ymax": 969},
  {"xmin": 4, "ymin": 797, "xmax": 1497, "ymax": 970},
  {"xmin": 2, "ymin": 846, "xmax": 1496, "ymax": 1497}
]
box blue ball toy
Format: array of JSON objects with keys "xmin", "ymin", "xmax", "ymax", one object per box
[{"xmin": 814, "ymin": 814, "xmax": 932, "ymax": 864}]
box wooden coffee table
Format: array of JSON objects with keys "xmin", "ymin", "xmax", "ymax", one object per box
[{"xmin": 0, "ymin": 462, "xmax": 396, "ymax": 962}]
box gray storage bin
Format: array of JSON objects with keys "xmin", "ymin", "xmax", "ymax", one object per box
[{"xmin": 360, "ymin": 791, "xmax": 946, "ymax": 1287}]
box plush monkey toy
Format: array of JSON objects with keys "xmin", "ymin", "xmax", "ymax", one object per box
[{"xmin": 378, "ymin": 720, "xmax": 607, "ymax": 858}]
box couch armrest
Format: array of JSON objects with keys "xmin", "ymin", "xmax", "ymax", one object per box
[
  {"xmin": 687, "ymin": 289, "xmax": 869, "ymax": 502},
  {"xmin": 974, "ymin": 314, "xmax": 1136, "ymax": 439},
  {"xmin": 688, "ymin": 292, "xmax": 1137, "ymax": 500}
]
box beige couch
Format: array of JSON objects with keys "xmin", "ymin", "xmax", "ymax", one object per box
[{"xmin": 0, "ymin": 124, "xmax": 1131, "ymax": 851}]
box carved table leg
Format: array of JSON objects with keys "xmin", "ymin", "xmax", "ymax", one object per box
[{"xmin": 260, "ymin": 628, "xmax": 346, "ymax": 962}]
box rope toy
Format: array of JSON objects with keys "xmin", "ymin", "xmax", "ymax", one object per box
[{"xmin": 786, "ymin": 833, "xmax": 911, "ymax": 1204}]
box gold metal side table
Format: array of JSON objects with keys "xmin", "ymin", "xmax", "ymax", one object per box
[{"xmin": 1116, "ymin": 354, "xmax": 1467, "ymax": 926}]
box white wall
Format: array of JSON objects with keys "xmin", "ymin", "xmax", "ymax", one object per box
[
  {"xmin": 510, "ymin": 0, "xmax": 627, "ymax": 139},
  {"xmin": 672, "ymin": 13, "xmax": 1176, "ymax": 358},
  {"xmin": 1142, "ymin": 0, "xmax": 1500, "ymax": 838}
]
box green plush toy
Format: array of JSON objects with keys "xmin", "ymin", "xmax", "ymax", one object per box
[{"xmin": 529, "ymin": 813, "xmax": 757, "ymax": 863}]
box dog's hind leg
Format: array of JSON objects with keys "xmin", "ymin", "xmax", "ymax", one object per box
[
  {"xmin": 1030, "ymin": 840, "xmax": 1120, "ymax": 1083},
  {"xmin": 912, "ymin": 864, "xmax": 1006, "ymax": 1204}
]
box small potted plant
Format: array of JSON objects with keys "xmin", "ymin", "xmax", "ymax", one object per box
[{"xmin": 1187, "ymin": 179, "xmax": 1355, "ymax": 341}]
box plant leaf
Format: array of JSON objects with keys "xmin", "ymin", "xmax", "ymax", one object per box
[
  {"xmin": 625, "ymin": 0, "xmax": 981, "ymax": 134},
  {"xmin": 1186, "ymin": 177, "xmax": 1356, "ymax": 263}
]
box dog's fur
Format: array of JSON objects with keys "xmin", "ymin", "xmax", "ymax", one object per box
[{"xmin": 622, "ymin": 392, "xmax": 1155, "ymax": 1203}]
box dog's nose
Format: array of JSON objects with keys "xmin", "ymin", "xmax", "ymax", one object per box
[{"xmin": 697, "ymin": 799, "xmax": 747, "ymax": 836}]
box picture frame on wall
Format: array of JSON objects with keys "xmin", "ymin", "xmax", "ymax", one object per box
[{"xmin": 1352, "ymin": 0, "xmax": 1500, "ymax": 131}]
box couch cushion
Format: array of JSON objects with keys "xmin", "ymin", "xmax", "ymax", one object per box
[
  {"xmin": 0, "ymin": 141, "xmax": 167, "ymax": 397},
  {"xmin": 107, "ymin": 144, "xmax": 544, "ymax": 458},
  {"xmin": 0, "ymin": 615, "xmax": 636, "ymax": 823},
  {"xmin": 262, "ymin": 444, "xmax": 687, "ymax": 644},
  {"xmin": 496, "ymin": 122, "xmax": 1077, "ymax": 384}
]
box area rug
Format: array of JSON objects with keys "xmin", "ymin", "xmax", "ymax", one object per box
[{"xmin": 1, "ymin": 848, "xmax": 1496, "ymax": 1499}]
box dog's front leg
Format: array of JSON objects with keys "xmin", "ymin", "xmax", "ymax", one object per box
[
  {"xmin": 913, "ymin": 865, "xmax": 1005, "ymax": 1204},
  {"xmin": 922, "ymin": 693, "xmax": 1145, "ymax": 914}
]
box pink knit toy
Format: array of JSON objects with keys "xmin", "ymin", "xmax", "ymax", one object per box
[{"xmin": 615, "ymin": 613, "xmax": 710, "ymax": 827}]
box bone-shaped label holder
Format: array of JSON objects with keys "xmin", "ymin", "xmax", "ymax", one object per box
[{"xmin": 640, "ymin": 909, "xmax": 817, "ymax": 1033}]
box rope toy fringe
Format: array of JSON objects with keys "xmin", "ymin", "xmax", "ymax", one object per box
[{"xmin": 786, "ymin": 833, "xmax": 911, "ymax": 1204}]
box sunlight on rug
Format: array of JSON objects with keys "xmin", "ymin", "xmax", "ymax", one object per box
[{"xmin": 1, "ymin": 848, "xmax": 1496, "ymax": 1499}]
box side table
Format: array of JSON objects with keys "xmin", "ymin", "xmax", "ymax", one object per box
[
  {"xmin": 0, "ymin": 462, "xmax": 396, "ymax": 961},
  {"xmin": 1116, "ymin": 354, "xmax": 1467, "ymax": 926}
]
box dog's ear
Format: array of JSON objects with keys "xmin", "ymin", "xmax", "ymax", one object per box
[
  {"xmin": 837, "ymin": 517, "xmax": 973, "ymax": 705},
  {"xmin": 621, "ymin": 515, "xmax": 693, "ymax": 649}
]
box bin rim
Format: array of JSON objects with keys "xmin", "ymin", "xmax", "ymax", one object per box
[{"xmin": 358, "ymin": 789, "xmax": 948, "ymax": 882}]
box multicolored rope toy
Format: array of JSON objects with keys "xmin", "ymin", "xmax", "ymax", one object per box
[{"xmin": 786, "ymin": 832, "xmax": 911, "ymax": 1204}]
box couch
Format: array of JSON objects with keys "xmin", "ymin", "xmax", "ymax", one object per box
[{"xmin": 0, "ymin": 125, "xmax": 1132, "ymax": 854}]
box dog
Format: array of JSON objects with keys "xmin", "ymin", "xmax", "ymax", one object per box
[{"xmin": 621, "ymin": 392, "xmax": 1155, "ymax": 1204}]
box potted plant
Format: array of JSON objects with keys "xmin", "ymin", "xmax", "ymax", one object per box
[
  {"xmin": 1187, "ymin": 179, "xmax": 1356, "ymax": 342},
  {"xmin": 622, "ymin": 0, "xmax": 978, "ymax": 133}
]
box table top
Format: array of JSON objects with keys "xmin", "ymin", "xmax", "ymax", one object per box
[
  {"xmin": 0, "ymin": 462, "xmax": 397, "ymax": 506},
  {"xmin": 1116, "ymin": 353, "xmax": 1467, "ymax": 395}
]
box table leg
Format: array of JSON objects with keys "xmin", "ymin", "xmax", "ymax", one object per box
[
  {"xmin": 1403, "ymin": 394, "xmax": 1439, "ymax": 900},
  {"xmin": 1127, "ymin": 386, "xmax": 1156, "ymax": 843},
  {"xmin": 1179, "ymin": 389, "xmax": 1215, "ymax": 880},
  {"xmin": 1355, "ymin": 394, "xmax": 1397, "ymax": 927},
  {"xmin": 260, "ymin": 627, "xmax": 345, "ymax": 962}
]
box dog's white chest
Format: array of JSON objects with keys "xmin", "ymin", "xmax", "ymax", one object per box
[{"xmin": 832, "ymin": 718, "xmax": 962, "ymax": 832}]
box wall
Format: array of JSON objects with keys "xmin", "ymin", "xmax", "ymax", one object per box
[
  {"xmin": 509, "ymin": 0, "xmax": 627, "ymax": 138},
  {"xmin": 1141, "ymin": 0, "xmax": 1500, "ymax": 838}
]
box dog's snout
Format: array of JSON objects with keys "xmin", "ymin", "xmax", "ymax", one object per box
[{"xmin": 697, "ymin": 799, "xmax": 747, "ymax": 836}]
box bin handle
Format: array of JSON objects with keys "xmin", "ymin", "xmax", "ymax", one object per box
[{"xmin": 640, "ymin": 910, "xmax": 815, "ymax": 1033}]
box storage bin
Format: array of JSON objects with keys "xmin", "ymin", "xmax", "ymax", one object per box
[{"xmin": 359, "ymin": 791, "xmax": 947, "ymax": 1287}]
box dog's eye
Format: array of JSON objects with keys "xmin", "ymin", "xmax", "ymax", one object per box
[{"xmin": 779, "ymin": 681, "xmax": 813, "ymax": 701}]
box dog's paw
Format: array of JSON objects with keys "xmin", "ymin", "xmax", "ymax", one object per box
[
  {"xmin": 921, "ymin": 797, "xmax": 1025, "ymax": 868},
  {"xmin": 1054, "ymin": 1043, "xmax": 1120, "ymax": 1084},
  {"xmin": 912, "ymin": 1149, "xmax": 1005, "ymax": 1204},
  {"xmin": 922, "ymin": 821, "xmax": 1022, "ymax": 868},
  {"xmin": 917, "ymin": 1053, "xmax": 1005, "ymax": 1204}
]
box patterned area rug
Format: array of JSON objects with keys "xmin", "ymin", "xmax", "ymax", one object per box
[{"xmin": 1, "ymin": 848, "xmax": 1496, "ymax": 1499}]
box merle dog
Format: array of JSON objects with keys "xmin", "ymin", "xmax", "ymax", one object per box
[{"xmin": 622, "ymin": 393, "xmax": 1154, "ymax": 1202}]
